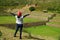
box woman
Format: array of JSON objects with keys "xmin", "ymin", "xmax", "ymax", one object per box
[{"xmin": 10, "ymin": 11, "xmax": 30, "ymax": 39}]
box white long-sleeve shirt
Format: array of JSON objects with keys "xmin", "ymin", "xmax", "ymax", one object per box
[{"xmin": 15, "ymin": 16, "xmax": 23, "ymax": 24}]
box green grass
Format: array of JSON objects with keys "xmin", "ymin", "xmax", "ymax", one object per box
[
  {"xmin": 0, "ymin": 16, "xmax": 40, "ymax": 24},
  {"xmin": 24, "ymin": 17, "xmax": 40, "ymax": 23},
  {"xmin": 48, "ymin": 22, "xmax": 60, "ymax": 24},
  {"xmin": 0, "ymin": 16, "xmax": 15, "ymax": 24},
  {"xmin": 24, "ymin": 25, "xmax": 60, "ymax": 40}
]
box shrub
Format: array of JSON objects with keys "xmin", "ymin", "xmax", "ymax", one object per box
[
  {"xmin": 47, "ymin": 7, "xmax": 56, "ymax": 12},
  {"xmin": 56, "ymin": 8, "xmax": 60, "ymax": 13},
  {"xmin": 29, "ymin": 6, "xmax": 35, "ymax": 12},
  {"xmin": 0, "ymin": 31, "xmax": 2, "ymax": 37}
]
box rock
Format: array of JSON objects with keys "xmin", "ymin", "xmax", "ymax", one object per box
[{"xmin": 43, "ymin": 10, "xmax": 48, "ymax": 13}]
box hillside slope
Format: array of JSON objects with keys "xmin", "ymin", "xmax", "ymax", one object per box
[{"xmin": 47, "ymin": 14, "xmax": 60, "ymax": 27}]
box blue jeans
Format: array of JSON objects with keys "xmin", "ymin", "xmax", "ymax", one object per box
[{"xmin": 14, "ymin": 24, "xmax": 23, "ymax": 39}]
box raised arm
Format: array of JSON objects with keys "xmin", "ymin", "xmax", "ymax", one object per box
[
  {"xmin": 23, "ymin": 14, "xmax": 30, "ymax": 18},
  {"xmin": 10, "ymin": 13, "xmax": 16, "ymax": 16}
]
